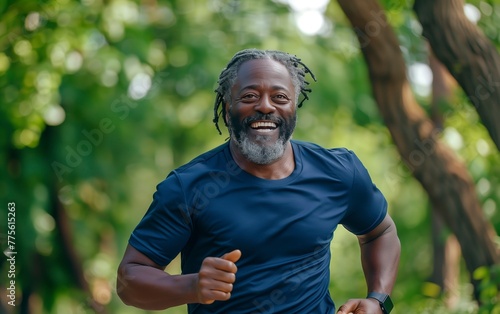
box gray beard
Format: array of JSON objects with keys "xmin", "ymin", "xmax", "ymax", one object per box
[{"xmin": 234, "ymin": 133, "xmax": 288, "ymax": 165}]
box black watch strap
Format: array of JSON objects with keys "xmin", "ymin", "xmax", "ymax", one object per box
[{"xmin": 367, "ymin": 292, "xmax": 393, "ymax": 314}]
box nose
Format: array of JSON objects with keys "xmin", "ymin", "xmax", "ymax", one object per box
[{"xmin": 255, "ymin": 95, "xmax": 276, "ymax": 114}]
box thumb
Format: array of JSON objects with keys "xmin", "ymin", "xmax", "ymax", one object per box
[{"xmin": 221, "ymin": 249, "xmax": 241, "ymax": 263}]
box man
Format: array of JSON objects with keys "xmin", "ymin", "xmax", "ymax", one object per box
[{"xmin": 117, "ymin": 48, "xmax": 401, "ymax": 314}]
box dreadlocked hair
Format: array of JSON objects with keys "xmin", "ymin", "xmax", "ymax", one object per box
[{"xmin": 212, "ymin": 48, "xmax": 317, "ymax": 135}]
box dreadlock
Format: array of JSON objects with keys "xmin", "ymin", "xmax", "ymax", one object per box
[{"xmin": 213, "ymin": 48, "xmax": 317, "ymax": 135}]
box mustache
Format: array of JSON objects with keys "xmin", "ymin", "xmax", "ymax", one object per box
[{"xmin": 242, "ymin": 113, "xmax": 284, "ymax": 126}]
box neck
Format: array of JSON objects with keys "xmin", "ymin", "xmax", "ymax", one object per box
[{"xmin": 229, "ymin": 140, "xmax": 295, "ymax": 180}]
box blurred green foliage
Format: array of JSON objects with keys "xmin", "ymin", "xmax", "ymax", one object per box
[{"xmin": 1, "ymin": 0, "xmax": 499, "ymax": 313}]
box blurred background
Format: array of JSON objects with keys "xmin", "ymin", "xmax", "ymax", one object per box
[{"xmin": 1, "ymin": 0, "xmax": 499, "ymax": 313}]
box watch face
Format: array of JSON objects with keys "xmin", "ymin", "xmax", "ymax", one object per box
[
  {"xmin": 383, "ymin": 295, "xmax": 393, "ymax": 313},
  {"xmin": 367, "ymin": 292, "xmax": 393, "ymax": 314}
]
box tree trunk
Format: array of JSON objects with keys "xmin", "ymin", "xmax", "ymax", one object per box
[
  {"xmin": 414, "ymin": 0, "xmax": 500, "ymax": 151},
  {"xmin": 428, "ymin": 48, "xmax": 461, "ymax": 309},
  {"xmin": 40, "ymin": 126, "xmax": 106, "ymax": 313},
  {"xmin": 337, "ymin": 0, "xmax": 500, "ymax": 299}
]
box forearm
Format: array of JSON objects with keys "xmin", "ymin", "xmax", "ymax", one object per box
[
  {"xmin": 117, "ymin": 263, "xmax": 198, "ymax": 310},
  {"xmin": 359, "ymin": 221, "xmax": 400, "ymax": 294}
]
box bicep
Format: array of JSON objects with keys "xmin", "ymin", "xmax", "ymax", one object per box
[
  {"xmin": 120, "ymin": 244, "xmax": 165, "ymax": 270},
  {"xmin": 357, "ymin": 213, "xmax": 397, "ymax": 244}
]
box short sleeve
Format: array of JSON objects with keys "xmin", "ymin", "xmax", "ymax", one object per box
[
  {"xmin": 128, "ymin": 172, "xmax": 192, "ymax": 266},
  {"xmin": 340, "ymin": 151, "xmax": 387, "ymax": 235}
]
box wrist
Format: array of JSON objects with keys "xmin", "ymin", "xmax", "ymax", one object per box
[
  {"xmin": 189, "ymin": 273, "xmax": 203, "ymax": 303},
  {"xmin": 366, "ymin": 292, "xmax": 393, "ymax": 314}
]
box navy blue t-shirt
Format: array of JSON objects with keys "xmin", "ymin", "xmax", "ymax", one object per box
[{"xmin": 129, "ymin": 140, "xmax": 387, "ymax": 313}]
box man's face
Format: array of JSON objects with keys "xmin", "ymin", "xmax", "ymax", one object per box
[{"xmin": 226, "ymin": 58, "xmax": 297, "ymax": 165}]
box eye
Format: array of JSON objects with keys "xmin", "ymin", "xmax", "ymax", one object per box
[
  {"xmin": 273, "ymin": 94, "xmax": 290, "ymax": 102},
  {"xmin": 240, "ymin": 93, "xmax": 259, "ymax": 102}
]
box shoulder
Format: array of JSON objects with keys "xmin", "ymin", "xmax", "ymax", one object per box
[
  {"xmin": 292, "ymin": 139, "xmax": 351, "ymax": 154},
  {"xmin": 175, "ymin": 142, "xmax": 228, "ymax": 173},
  {"xmin": 292, "ymin": 140, "xmax": 370, "ymax": 186},
  {"xmin": 292, "ymin": 140, "xmax": 358, "ymax": 167},
  {"xmin": 157, "ymin": 142, "xmax": 231, "ymax": 191}
]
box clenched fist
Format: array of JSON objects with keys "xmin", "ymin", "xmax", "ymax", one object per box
[{"xmin": 196, "ymin": 250, "xmax": 242, "ymax": 304}]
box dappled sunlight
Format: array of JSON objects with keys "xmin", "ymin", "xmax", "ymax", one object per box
[
  {"xmin": 276, "ymin": 0, "xmax": 331, "ymax": 36},
  {"xmin": 2, "ymin": 0, "xmax": 500, "ymax": 313}
]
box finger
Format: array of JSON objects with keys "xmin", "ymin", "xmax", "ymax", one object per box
[
  {"xmin": 336, "ymin": 307, "xmax": 354, "ymax": 314},
  {"xmin": 204, "ymin": 290, "xmax": 232, "ymax": 302},
  {"xmin": 337, "ymin": 299, "xmax": 361, "ymax": 314},
  {"xmin": 197, "ymin": 278, "xmax": 234, "ymax": 303},
  {"xmin": 199, "ymin": 264, "xmax": 236, "ymax": 284},
  {"xmin": 215, "ymin": 250, "xmax": 241, "ymax": 273},
  {"xmin": 208, "ymin": 280, "xmax": 234, "ymax": 294},
  {"xmin": 221, "ymin": 249, "xmax": 241, "ymax": 263},
  {"xmin": 199, "ymin": 271, "xmax": 236, "ymax": 287},
  {"xmin": 198, "ymin": 276, "xmax": 234, "ymax": 294},
  {"xmin": 203, "ymin": 257, "xmax": 237, "ymax": 273},
  {"xmin": 198, "ymin": 290, "xmax": 229, "ymax": 304}
]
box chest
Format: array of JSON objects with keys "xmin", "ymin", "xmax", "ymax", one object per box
[{"xmin": 191, "ymin": 183, "xmax": 348, "ymax": 260}]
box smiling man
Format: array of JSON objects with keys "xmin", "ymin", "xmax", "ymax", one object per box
[
  {"xmin": 117, "ymin": 49, "xmax": 401, "ymax": 314},
  {"xmin": 227, "ymin": 57, "xmax": 297, "ymax": 175}
]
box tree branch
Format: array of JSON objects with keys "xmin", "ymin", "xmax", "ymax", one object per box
[
  {"xmin": 337, "ymin": 0, "xmax": 500, "ymax": 300},
  {"xmin": 414, "ymin": 0, "xmax": 500, "ymax": 151}
]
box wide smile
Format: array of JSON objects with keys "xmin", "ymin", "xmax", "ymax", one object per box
[{"xmin": 249, "ymin": 121, "xmax": 278, "ymax": 133}]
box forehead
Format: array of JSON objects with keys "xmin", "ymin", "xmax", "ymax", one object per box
[{"xmin": 233, "ymin": 58, "xmax": 294, "ymax": 89}]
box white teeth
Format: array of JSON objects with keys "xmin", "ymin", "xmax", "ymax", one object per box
[
  {"xmin": 255, "ymin": 128, "xmax": 274, "ymax": 132},
  {"xmin": 250, "ymin": 121, "xmax": 277, "ymax": 129}
]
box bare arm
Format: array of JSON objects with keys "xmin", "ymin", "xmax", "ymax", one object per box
[
  {"xmin": 117, "ymin": 245, "xmax": 241, "ymax": 310},
  {"xmin": 358, "ymin": 213, "xmax": 400, "ymax": 295},
  {"xmin": 337, "ymin": 214, "xmax": 401, "ymax": 314}
]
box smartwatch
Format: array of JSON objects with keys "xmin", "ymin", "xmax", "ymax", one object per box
[{"xmin": 367, "ymin": 292, "xmax": 393, "ymax": 314}]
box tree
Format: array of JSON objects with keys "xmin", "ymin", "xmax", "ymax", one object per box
[
  {"xmin": 337, "ymin": 0, "xmax": 500, "ymax": 305},
  {"xmin": 1, "ymin": 0, "xmax": 499, "ymax": 312},
  {"xmin": 427, "ymin": 48, "xmax": 461, "ymax": 307},
  {"xmin": 414, "ymin": 0, "xmax": 500, "ymax": 151}
]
